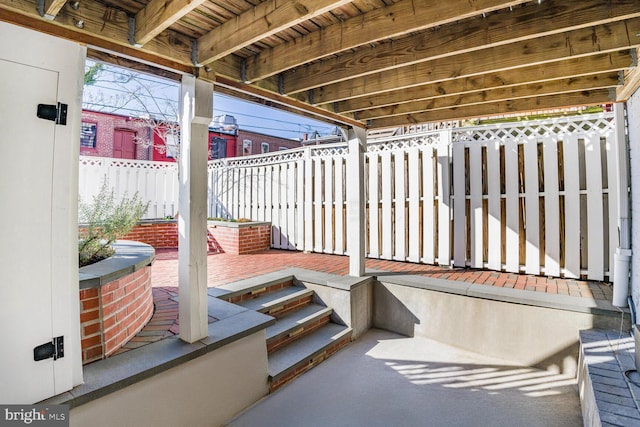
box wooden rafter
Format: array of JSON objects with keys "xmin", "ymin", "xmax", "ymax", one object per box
[
  {"xmin": 243, "ymin": 0, "xmax": 530, "ymax": 82},
  {"xmin": 332, "ymin": 52, "xmax": 632, "ymax": 114},
  {"xmin": 357, "ymin": 73, "xmax": 620, "ymax": 121},
  {"xmin": 302, "ymin": 19, "xmax": 640, "ymax": 104},
  {"xmin": 283, "ymin": 0, "xmax": 640, "ymax": 94},
  {"xmin": 197, "ymin": 0, "xmax": 353, "ymax": 66},
  {"xmin": 134, "ymin": 0, "xmax": 209, "ymax": 46},
  {"xmin": 368, "ymin": 90, "xmax": 613, "ymax": 129}
]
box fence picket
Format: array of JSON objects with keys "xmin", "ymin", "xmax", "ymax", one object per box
[
  {"xmin": 381, "ymin": 151, "xmax": 393, "ymax": 260},
  {"xmin": 408, "ymin": 147, "xmax": 420, "ymax": 263},
  {"xmin": 543, "ymin": 137, "xmax": 560, "ymax": 277},
  {"xmin": 287, "ymin": 162, "xmax": 296, "ymax": 250},
  {"xmin": 469, "ymin": 143, "xmax": 483, "ymax": 268},
  {"xmin": 437, "ymin": 131, "xmax": 451, "ymax": 267},
  {"xmin": 368, "ymin": 153, "xmax": 380, "ymax": 258},
  {"xmin": 452, "ymin": 143, "xmax": 466, "ymax": 267},
  {"xmin": 524, "ymin": 137, "xmax": 540, "ymax": 275},
  {"xmin": 394, "ymin": 151, "xmax": 406, "ymax": 261},
  {"xmin": 504, "ymin": 139, "xmax": 519, "ymax": 273},
  {"xmin": 304, "ymin": 150, "xmax": 313, "ymax": 252},
  {"xmin": 421, "ymin": 146, "xmax": 435, "ymax": 264},
  {"xmin": 296, "ymin": 159, "xmax": 305, "ymax": 250},
  {"xmin": 324, "ymin": 157, "xmax": 334, "ymax": 254},
  {"xmin": 563, "ymin": 135, "xmax": 580, "ymax": 278},
  {"xmin": 584, "ymin": 133, "xmax": 604, "ymax": 281},
  {"xmin": 486, "ymin": 141, "xmax": 501, "ymax": 270},
  {"xmin": 314, "ymin": 158, "xmax": 323, "ymax": 253},
  {"xmin": 335, "ymin": 156, "xmax": 345, "ymax": 254}
]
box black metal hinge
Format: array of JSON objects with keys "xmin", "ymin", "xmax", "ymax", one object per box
[
  {"xmin": 37, "ymin": 102, "xmax": 67, "ymax": 125},
  {"xmin": 34, "ymin": 336, "xmax": 64, "ymax": 361}
]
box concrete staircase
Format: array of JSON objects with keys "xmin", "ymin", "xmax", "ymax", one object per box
[{"xmin": 217, "ymin": 276, "xmax": 352, "ymax": 391}]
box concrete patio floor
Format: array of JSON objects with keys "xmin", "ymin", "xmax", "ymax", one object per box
[{"xmin": 225, "ymin": 328, "xmax": 582, "ymax": 427}]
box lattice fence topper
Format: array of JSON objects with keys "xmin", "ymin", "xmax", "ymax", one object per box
[
  {"xmin": 452, "ymin": 113, "xmax": 615, "ymax": 143},
  {"xmin": 309, "ymin": 144, "xmax": 349, "ymax": 158},
  {"xmin": 209, "ymin": 148, "xmax": 306, "ymax": 170},
  {"xmin": 79, "ymin": 157, "xmax": 106, "ymax": 167},
  {"xmin": 107, "ymin": 158, "xmax": 178, "ymax": 170},
  {"xmin": 366, "ymin": 132, "xmax": 441, "ymax": 154}
]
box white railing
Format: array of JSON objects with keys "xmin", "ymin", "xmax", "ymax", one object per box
[{"xmin": 79, "ymin": 112, "xmax": 620, "ymax": 281}]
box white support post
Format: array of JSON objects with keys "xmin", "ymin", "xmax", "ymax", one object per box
[
  {"xmin": 613, "ymin": 102, "xmax": 631, "ymax": 307},
  {"xmin": 178, "ymin": 76, "xmax": 212, "ymax": 343},
  {"xmin": 347, "ymin": 126, "xmax": 366, "ymax": 277}
]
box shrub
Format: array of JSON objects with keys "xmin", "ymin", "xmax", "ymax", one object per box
[{"xmin": 78, "ymin": 180, "xmax": 149, "ymax": 267}]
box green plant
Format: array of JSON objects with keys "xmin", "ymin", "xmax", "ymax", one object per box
[{"xmin": 78, "ymin": 180, "xmax": 149, "ymax": 267}]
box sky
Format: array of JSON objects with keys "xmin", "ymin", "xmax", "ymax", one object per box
[{"xmin": 82, "ymin": 60, "xmax": 336, "ymax": 140}]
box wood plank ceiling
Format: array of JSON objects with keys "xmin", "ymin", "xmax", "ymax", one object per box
[{"xmin": 1, "ymin": 0, "xmax": 639, "ymax": 129}]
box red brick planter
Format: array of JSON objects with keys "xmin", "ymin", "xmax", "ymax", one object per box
[
  {"xmin": 207, "ymin": 220, "xmax": 271, "ymax": 254},
  {"xmin": 122, "ymin": 220, "xmax": 178, "ymax": 249},
  {"xmin": 79, "ymin": 241, "xmax": 155, "ymax": 364}
]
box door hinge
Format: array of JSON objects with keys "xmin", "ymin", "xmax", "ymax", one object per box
[
  {"xmin": 34, "ymin": 336, "xmax": 64, "ymax": 361},
  {"xmin": 37, "ymin": 102, "xmax": 67, "ymax": 125}
]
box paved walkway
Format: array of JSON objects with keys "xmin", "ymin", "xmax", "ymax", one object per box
[
  {"xmin": 116, "ymin": 249, "xmax": 613, "ymax": 354},
  {"xmin": 226, "ymin": 328, "xmax": 582, "ymax": 427}
]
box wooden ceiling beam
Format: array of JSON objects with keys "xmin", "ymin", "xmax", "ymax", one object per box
[
  {"xmin": 0, "ymin": 0, "xmax": 194, "ymax": 66},
  {"xmin": 368, "ymin": 89, "xmax": 613, "ymax": 129},
  {"xmin": 305, "ymin": 18, "xmax": 640, "ymax": 104},
  {"xmin": 244, "ymin": 0, "xmax": 529, "ymax": 82},
  {"xmin": 40, "ymin": 0, "xmax": 67, "ymax": 19},
  {"xmin": 284, "ymin": 0, "xmax": 640, "ymax": 94},
  {"xmin": 134, "ymin": 0, "xmax": 209, "ymax": 46},
  {"xmin": 333, "ymin": 51, "xmax": 632, "ymax": 113},
  {"xmin": 0, "ymin": 3, "xmax": 195, "ymax": 73},
  {"xmin": 358, "ymin": 73, "xmax": 620, "ymax": 120},
  {"xmin": 197, "ymin": 0, "xmax": 352, "ymax": 66},
  {"xmin": 617, "ymin": 49, "xmax": 640, "ymax": 100}
]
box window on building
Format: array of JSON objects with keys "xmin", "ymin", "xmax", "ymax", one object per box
[
  {"xmin": 165, "ymin": 132, "xmax": 179, "ymax": 159},
  {"xmin": 243, "ymin": 139, "xmax": 252, "ymax": 156},
  {"xmin": 261, "ymin": 142, "xmax": 270, "ymax": 153},
  {"xmin": 80, "ymin": 122, "xmax": 97, "ymax": 148},
  {"xmin": 211, "ymin": 137, "xmax": 227, "ymax": 159},
  {"xmin": 279, "ymin": 147, "xmax": 288, "ymax": 151}
]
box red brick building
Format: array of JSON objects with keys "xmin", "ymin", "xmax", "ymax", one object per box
[
  {"xmin": 80, "ymin": 110, "xmax": 302, "ymax": 161},
  {"xmin": 236, "ymin": 129, "xmax": 302, "ymax": 156},
  {"xmin": 80, "ymin": 110, "xmax": 152, "ymax": 160}
]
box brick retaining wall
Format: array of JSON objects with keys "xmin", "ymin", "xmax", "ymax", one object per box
[{"xmin": 80, "ymin": 266, "xmax": 154, "ymax": 364}]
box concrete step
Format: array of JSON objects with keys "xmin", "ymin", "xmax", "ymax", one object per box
[
  {"xmin": 268, "ymin": 323, "xmax": 352, "ymax": 391},
  {"xmin": 266, "ymin": 303, "xmax": 333, "ymax": 353},
  {"xmin": 218, "ymin": 274, "xmax": 295, "ymax": 304},
  {"xmin": 235, "ymin": 286, "xmax": 314, "ymax": 318}
]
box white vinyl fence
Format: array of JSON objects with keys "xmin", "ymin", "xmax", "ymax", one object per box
[
  {"xmin": 79, "ymin": 112, "xmax": 622, "ymax": 281},
  {"xmin": 79, "ymin": 157, "xmax": 179, "ymax": 220}
]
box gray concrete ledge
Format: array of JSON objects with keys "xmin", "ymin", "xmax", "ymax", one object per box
[
  {"xmin": 207, "ymin": 220, "xmax": 271, "ymax": 228},
  {"xmin": 79, "ymin": 240, "xmax": 155, "ymax": 289},
  {"xmin": 578, "ymin": 329, "xmax": 640, "ymax": 426},
  {"xmin": 378, "ymin": 273, "xmax": 626, "ymax": 317},
  {"xmin": 41, "ymin": 298, "xmax": 274, "ymax": 409}
]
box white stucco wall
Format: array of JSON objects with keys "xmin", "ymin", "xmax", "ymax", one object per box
[{"xmin": 628, "ymin": 89, "xmax": 640, "ymax": 320}]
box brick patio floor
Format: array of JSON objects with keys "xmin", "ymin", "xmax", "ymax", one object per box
[{"xmin": 115, "ymin": 248, "xmax": 614, "ymax": 355}]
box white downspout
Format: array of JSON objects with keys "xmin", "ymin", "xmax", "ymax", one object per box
[{"xmin": 613, "ymin": 103, "xmax": 632, "ymax": 308}]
